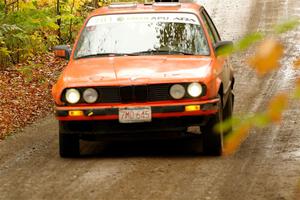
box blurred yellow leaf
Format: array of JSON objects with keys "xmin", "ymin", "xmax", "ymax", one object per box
[
  {"xmin": 294, "ymin": 58, "xmax": 300, "ymax": 69},
  {"xmin": 266, "ymin": 94, "xmax": 288, "ymax": 123},
  {"xmin": 223, "ymin": 124, "xmax": 251, "ymax": 156},
  {"xmin": 248, "ymin": 39, "xmax": 284, "ymax": 75}
]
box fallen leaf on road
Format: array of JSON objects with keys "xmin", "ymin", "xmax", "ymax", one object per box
[{"xmin": 0, "ymin": 53, "xmax": 67, "ymax": 139}]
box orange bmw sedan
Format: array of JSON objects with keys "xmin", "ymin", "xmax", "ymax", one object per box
[{"xmin": 52, "ymin": 2, "xmax": 234, "ymax": 157}]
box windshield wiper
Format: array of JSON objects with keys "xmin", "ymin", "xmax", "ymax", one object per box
[
  {"xmin": 76, "ymin": 53, "xmax": 128, "ymax": 59},
  {"xmin": 128, "ymin": 50, "xmax": 195, "ymax": 56},
  {"xmin": 76, "ymin": 50, "xmax": 195, "ymax": 59}
]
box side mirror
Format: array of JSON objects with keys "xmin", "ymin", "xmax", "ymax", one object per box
[
  {"xmin": 214, "ymin": 41, "xmax": 234, "ymax": 56},
  {"xmin": 53, "ymin": 45, "xmax": 72, "ymax": 60}
]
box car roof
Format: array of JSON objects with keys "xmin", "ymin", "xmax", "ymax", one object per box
[{"xmin": 89, "ymin": 2, "xmax": 203, "ymax": 16}]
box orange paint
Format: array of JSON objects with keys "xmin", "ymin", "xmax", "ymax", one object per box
[{"xmin": 52, "ymin": 3, "xmax": 233, "ymax": 122}]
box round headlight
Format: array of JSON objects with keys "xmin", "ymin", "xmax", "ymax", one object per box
[
  {"xmin": 65, "ymin": 89, "xmax": 80, "ymax": 104},
  {"xmin": 187, "ymin": 83, "xmax": 203, "ymax": 97},
  {"xmin": 170, "ymin": 84, "xmax": 185, "ymax": 99},
  {"xmin": 83, "ymin": 88, "xmax": 98, "ymax": 103}
]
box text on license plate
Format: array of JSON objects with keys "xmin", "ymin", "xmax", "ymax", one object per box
[{"xmin": 119, "ymin": 107, "xmax": 152, "ymax": 123}]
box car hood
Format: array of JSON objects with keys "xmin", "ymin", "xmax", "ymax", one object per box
[{"xmin": 60, "ymin": 55, "xmax": 213, "ymax": 88}]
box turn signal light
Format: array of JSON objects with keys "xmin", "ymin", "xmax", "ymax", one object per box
[
  {"xmin": 185, "ymin": 105, "xmax": 200, "ymax": 112},
  {"xmin": 69, "ymin": 110, "xmax": 84, "ymax": 116}
]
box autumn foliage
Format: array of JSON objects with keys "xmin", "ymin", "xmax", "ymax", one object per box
[
  {"xmin": 0, "ymin": 54, "xmax": 67, "ymax": 139},
  {"xmin": 0, "ymin": 0, "xmax": 97, "ymax": 69}
]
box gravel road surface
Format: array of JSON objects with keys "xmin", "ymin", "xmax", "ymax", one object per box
[{"xmin": 1, "ymin": 0, "xmax": 300, "ymax": 199}]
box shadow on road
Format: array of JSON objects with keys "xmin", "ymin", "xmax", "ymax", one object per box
[{"xmin": 78, "ymin": 138, "xmax": 206, "ymax": 159}]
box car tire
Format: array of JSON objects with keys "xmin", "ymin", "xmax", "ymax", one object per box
[
  {"xmin": 223, "ymin": 91, "xmax": 233, "ymax": 135},
  {"xmin": 59, "ymin": 133, "xmax": 80, "ymax": 158},
  {"xmin": 202, "ymin": 96, "xmax": 223, "ymax": 156}
]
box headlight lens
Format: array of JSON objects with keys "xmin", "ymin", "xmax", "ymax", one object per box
[
  {"xmin": 65, "ymin": 89, "xmax": 80, "ymax": 104},
  {"xmin": 187, "ymin": 83, "xmax": 203, "ymax": 97},
  {"xmin": 170, "ymin": 84, "xmax": 185, "ymax": 99},
  {"xmin": 83, "ymin": 88, "xmax": 98, "ymax": 103}
]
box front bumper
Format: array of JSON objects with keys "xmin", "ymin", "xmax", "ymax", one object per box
[
  {"xmin": 59, "ymin": 116, "xmax": 209, "ymax": 140},
  {"xmin": 55, "ymin": 98, "xmax": 219, "ymax": 121}
]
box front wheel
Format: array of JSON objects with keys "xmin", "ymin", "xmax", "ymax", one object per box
[
  {"xmin": 59, "ymin": 133, "xmax": 80, "ymax": 158},
  {"xmin": 223, "ymin": 91, "xmax": 234, "ymax": 135},
  {"xmin": 201, "ymin": 99, "xmax": 223, "ymax": 156}
]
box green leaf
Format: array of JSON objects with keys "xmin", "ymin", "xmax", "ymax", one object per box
[
  {"xmin": 250, "ymin": 113, "xmax": 270, "ymax": 127},
  {"xmin": 293, "ymin": 79, "xmax": 300, "ymax": 99},
  {"xmin": 274, "ymin": 18, "xmax": 300, "ymax": 34},
  {"xmin": 0, "ymin": 47, "xmax": 11, "ymax": 56},
  {"xmin": 216, "ymin": 43, "xmax": 234, "ymax": 56},
  {"xmin": 214, "ymin": 116, "xmax": 242, "ymax": 133},
  {"xmin": 236, "ymin": 32, "xmax": 265, "ymax": 51}
]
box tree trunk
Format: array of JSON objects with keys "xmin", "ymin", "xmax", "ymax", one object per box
[
  {"xmin": 68, "ymin": 0, "xmax": 76, "ymax": 43},
  {"xmin": 94, "ymin": 0, "xmax": 99, "ymax": 9},
  {"xmin": 56, "ymin": 0, "xmax": 61, "ymax": 42},
  {"xmin": 4, "ymin": 0, "xmax": 7, "ymax": 15}
]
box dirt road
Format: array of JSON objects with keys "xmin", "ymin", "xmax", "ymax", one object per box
[{"xmin": 1, "ymin": 0, "xmax": 300, "ymax": 199}]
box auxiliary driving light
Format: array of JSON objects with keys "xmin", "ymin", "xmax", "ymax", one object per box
[
  {"xmin": 185, "ymin": 105, "xmax": 200, "ymax": 112},
  {"xmin": 68, "ymin": 110, "xmax": 84, "ymax": 116}
]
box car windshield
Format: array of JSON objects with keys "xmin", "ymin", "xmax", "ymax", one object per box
[{"xmin": 74, "ymin": 13, "xmax": 210, "ymax": 59}]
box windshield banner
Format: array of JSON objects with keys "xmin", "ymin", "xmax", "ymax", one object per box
[{"xmin": 87, "ymin": 13, "xmax": 200, "ymax": 27}]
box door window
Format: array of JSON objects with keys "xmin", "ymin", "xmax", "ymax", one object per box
[{"xmin": 201, "ymin": 9, "xmax": 221, "ymax": 45}]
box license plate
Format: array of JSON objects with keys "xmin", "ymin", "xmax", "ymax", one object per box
[{"xmin": 119, "ymin": 107, "xmax": 152, "ymax": 123}]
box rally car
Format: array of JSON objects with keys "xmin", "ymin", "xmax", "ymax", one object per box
[{"xmin": 52, "ymin": 1, "xmax": 234, "ymax": 157}]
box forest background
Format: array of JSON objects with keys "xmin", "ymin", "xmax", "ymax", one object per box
[{"xmin": 0, "ymin": 0, "xmax": 113, "ymax": 138}]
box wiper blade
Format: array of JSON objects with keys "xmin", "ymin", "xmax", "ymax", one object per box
[
  {"xmin": 168, "ymin": 51, "xmax": 195, "ymax": 55},
  {"xmin": 76, "ymin": 51, "xmax": 195, "ymax": 59},
  {"xmin": 128, "ymin": 50, "xmax": 195, "ymax": 55},
  {"xmin": 76, "ymin": 53, "xmax": 128, "ymax": 59}
]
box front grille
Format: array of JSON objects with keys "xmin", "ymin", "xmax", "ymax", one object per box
[
  {"xmin": 148, "ymin": 84, "xmax": 171, "ymax": 101},
  {"xmin": 134, "ymin": 85, "xmax": 148, "ymax": 101},
  {"xmin": 62, "ymin": 83, "xmax": 204, "ymax": 104},
  {"xmin": 98, "ymin": 84, "xmax": 174, "ymax": 103},
  {"xmin": 99, "ymin": 87, "xmax": 121, "ymax": 103},
  {"xmin": 120, "ymin": 86, "xmax": 133, "ymax": 102}
]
